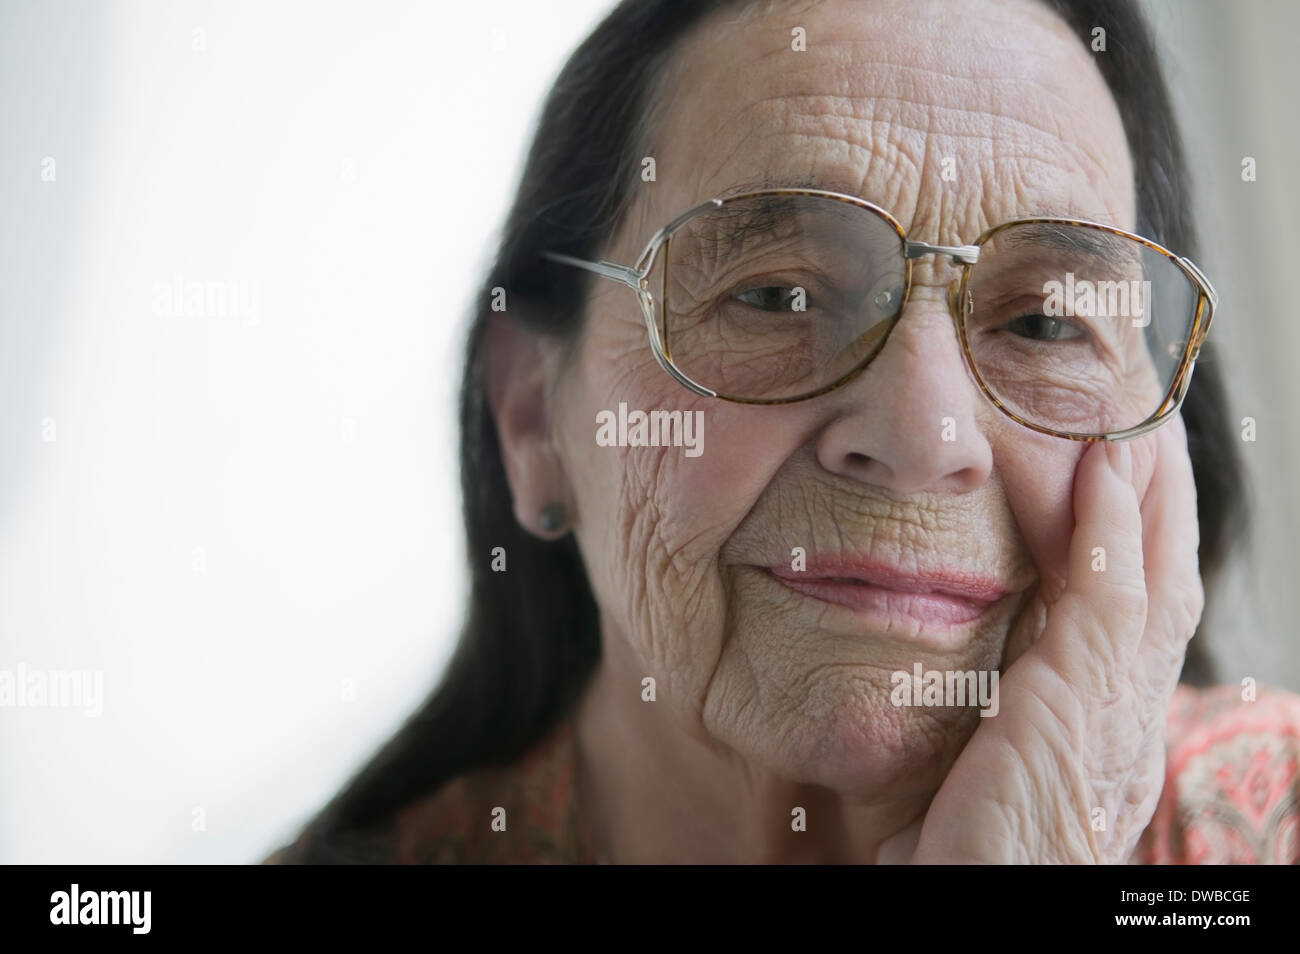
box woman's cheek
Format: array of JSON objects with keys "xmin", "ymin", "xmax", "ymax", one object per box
[
  {"xmin": 995, "ymin": 430, "xmax": 1159, "ymax": 593},
  {"xmin": 995, "ymin": 434, "xmax": 1082, "ymax": 587},
  {"xmin": 670, "ymin": 403, "xmax": 808, "ymax": 519},
  {"xmin": 572, "ymin": 330, "xmax": 803, "ymax": 548},
  {"xmin": 552, "ymin": 345, "xmax": 725, "ymax": 610}
]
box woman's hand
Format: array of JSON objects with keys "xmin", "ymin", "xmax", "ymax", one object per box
[{"xmin": 906, "ymin": 415, "xmax": 1205, "ymax": 863}]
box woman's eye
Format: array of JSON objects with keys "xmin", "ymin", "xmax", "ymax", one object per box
[
  {"xmin": 1003, "ymin": 313, "xmax": 1085, "ymax": 341},
  {"xmin": 734, "ymin": 285, "xmax": 806, "ymax": 312}
]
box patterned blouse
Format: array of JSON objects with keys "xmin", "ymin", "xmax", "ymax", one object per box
[{"xmin": 266, "ymin": 682, "xmax": 1300, "ymax": 864}]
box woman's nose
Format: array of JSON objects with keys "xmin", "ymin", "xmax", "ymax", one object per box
[{"xmin": 814, "ymin": 292, "xmax": 993, "ymax": 495}]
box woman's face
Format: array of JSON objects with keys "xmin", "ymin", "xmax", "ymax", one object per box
[{"xmin": 547, "ymin": 0, "xmax": 1162, "ymax": 792}]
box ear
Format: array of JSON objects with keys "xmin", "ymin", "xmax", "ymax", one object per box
[{"xmin": 485, "ymin": 310, "xmax": 575, "ymax": 539}]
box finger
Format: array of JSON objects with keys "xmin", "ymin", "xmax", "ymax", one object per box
[
  {"xmin": 1136, "ymin": 415, "xmax": 1204, "ymax": 693},
  {"xmin": 1037, "ymin": 438, "xmax": 1147, "ymax": 701}
]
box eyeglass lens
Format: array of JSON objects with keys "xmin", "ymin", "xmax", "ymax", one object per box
[{"xmin": 656, "ymin": 193, "xmax": 1200, "ymax": 434}]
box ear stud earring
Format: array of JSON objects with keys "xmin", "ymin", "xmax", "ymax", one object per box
[{"xmin": 539, "ymin": 503, "xmax": 567, "ymax": 534}]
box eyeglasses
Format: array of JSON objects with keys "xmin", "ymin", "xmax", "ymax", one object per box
[{"xmin": 542, "ymin": 188, "xmax": 1218, "ymax": 441}]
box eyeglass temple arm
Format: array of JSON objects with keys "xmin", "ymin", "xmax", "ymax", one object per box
[{"xmin": 541, "ymin": 251, "xmax": 641, "ymax": 290}]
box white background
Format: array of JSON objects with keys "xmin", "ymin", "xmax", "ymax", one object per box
[{"xmin": 1, "ymin": 0, "xmax": 1295, "ymax": 863}]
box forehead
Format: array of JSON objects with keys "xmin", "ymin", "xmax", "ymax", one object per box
[{"xmin": 628, "ymin": 0, "xmax": 1134, "ymax": 250}]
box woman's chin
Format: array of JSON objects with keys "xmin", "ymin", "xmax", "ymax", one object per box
[
  {"xmin": 702, "ymin": 656, "xmax": 989, "ymax": 794},
  {"xmin": 809, "ymin": 696, "xmax": 985, "ymax": 792}
]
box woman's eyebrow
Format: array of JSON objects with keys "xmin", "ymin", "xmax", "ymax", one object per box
[
  {"xmin": 681, "ymin": 204, "xmax": 798, "ymax": 260},
  {"xmin": 714, "ymin": 172, "xmax": 851, "ymax": 199},
  {"xmin": 687, "ymin": 194, "xmax": 862, "ymax": 256},
  {"xmin": 1000, "ymin": 222, "xmax": 1139, "ymax": 267},
  {"xmin": 708, "ymin": 177, "xmax": 1131, "ymax": 264}
]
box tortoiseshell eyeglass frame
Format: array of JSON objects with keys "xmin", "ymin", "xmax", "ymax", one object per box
[{"xmin": 542, "ymin": 187, "xmax": 1218, "ymax": 442}]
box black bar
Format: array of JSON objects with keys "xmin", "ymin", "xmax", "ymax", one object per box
[{"xmin": 4, "ymin": 863, "xmax": 1291, "ymax": 941}]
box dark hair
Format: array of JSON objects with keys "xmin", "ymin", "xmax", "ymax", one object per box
[{"xmin": 285, "ymin": 0, "xmax": 1247, "ymax": 859}]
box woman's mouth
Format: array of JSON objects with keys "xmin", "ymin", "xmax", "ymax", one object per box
[{"xmin": 766, "ymin": 559, "xmax": 1009, "ymax": 630}]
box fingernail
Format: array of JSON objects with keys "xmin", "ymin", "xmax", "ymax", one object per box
[{"xmin": 1106, "ymin": 440, "xmax": 1132, "ymax": 482}]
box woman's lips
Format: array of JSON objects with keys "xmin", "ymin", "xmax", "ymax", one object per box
[{"xmin": 767, "ymin": 560, "xmax": 1009, "ymax": 628}]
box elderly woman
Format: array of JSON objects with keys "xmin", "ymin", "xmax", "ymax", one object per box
[{"xmin": 269, "ymin": 0, "xmax": 1300, "ymax": 864}]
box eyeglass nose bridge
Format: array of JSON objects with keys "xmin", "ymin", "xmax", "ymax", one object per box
[
  {"xmin": 903, "ymin": 240, "xmax": 980, "ymax": 265},
  {"xmin": 898, "ymin": 240, "xmax": 980, "ymax": 329}
]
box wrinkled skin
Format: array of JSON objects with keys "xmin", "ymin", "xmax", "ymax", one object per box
[{"xmin": 487, "ymin": 0, "xmax": 1203, "ymax": 862}]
